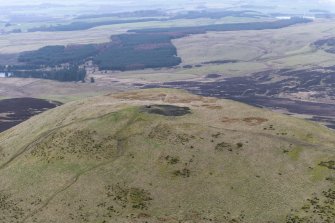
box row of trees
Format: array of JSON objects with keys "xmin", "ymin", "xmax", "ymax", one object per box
[
  {"xmin": 94, "ymin": 33, "xmax": 181, "ymax": 70},
  {"xmin": 18, "ymin": 45, "xmax": 98, "ymax": 66},
  {"xmin": 1, "ymin": 66, "xmax": 86, "ymax": 82},
  {"xmin": 131, "ymin": 17, "xmax": 311, "ymax": 34},
  {"xmin": 17, "ymin": 33, "xmax": 182, "ymax": 71},
  {"xmin": 94, "ymin": 44, "xmax": 181, "ymax": 71}
]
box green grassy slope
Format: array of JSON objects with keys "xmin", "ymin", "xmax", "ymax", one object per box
[{"xmin": 0, "ymin": 89, "xmax": 334, "ymax": 223}]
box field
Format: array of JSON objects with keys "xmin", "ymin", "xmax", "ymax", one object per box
[
  {"xmin": 0, "ymin": 29, "xmax": 117, "ymax": 54},
  {"xmin": 0, "ymin": 77, "xmax": 132, "ymax": 103},
  {"xmin": 0, "ymin": 17, "xmax": 306, "ymax": 83},
  {"xmin": 0, "ymin": 17, "xmax": 269, "ymax": 54},
  {"xmin": 82, "ymin": 20, "xmax": 335, "ymax": 83},
  {"xmin": 172, "ymin": 20, "xmax": 335, "ymax": 76}
]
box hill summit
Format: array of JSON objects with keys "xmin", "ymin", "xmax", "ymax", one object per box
[{"xmin": 0, "ymin": 89, "xmax": 334, "ymax": 223}]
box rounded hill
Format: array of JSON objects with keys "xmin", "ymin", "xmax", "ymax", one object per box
[{"xmin": 0, "ymin": 89, "xmax": 334, "ymax": 223}]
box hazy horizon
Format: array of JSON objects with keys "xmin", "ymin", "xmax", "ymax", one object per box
[{"xmin": 0, "ymin": 0, "xmax": 334, "ymax": 11}]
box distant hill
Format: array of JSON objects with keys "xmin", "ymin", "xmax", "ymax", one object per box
[{"xmin": 0, "ymin": 89, "xmax": 334, "ymax": 222}]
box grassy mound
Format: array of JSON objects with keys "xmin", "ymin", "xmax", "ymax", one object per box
[{"xmin": 0, "ymin": 89, "xmax": 334, "ymax": 223}]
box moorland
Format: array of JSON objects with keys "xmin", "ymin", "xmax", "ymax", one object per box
[
  {"xmin": 0, "ymin": 89, "xmax": 334, "ymax": 222},
  {"xmin": 0, "ymin": 1, "xmax": 335, "ymax": 222}
]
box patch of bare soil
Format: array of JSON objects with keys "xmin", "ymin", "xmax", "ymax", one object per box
[{"xmin": 140, "ymin": 105, "xmax": 191, "ymax": 116}]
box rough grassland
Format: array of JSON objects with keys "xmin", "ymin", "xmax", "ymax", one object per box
[
  {"xmin": 0, "ymin": 89, "xmax": 334, "ymax": 222},
  {"xmin": 93, "ymin": 20, "xmax": 335, "ymax": 83},
  {"xmin": 171, "ymin": 20, "xmax": 335, "ymax": 76},
  {"xmin": 0, "ymin": 17, "xmax": 267, "ymax": 54},
  {"xmin": 0, "ymin": 77, "xmax": 132, "ymax": 103}
]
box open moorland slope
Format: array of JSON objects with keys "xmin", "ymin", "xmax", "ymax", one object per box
[{"xmin": 0, "ymin": 89, "xmax": 334, "ymax": 223}]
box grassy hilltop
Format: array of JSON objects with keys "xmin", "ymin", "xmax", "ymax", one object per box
[{"xmin": 0, "ymin": 89, "xmax": 334, "ymax": 222}]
